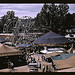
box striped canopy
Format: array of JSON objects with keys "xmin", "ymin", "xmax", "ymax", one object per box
[
  {"xmin": 0, "ymin": 36, "xmax": 10, "ymax": 43},
  {"xmin": 0, "ymin": 36, "xmax": 6, "ymax": 43}
]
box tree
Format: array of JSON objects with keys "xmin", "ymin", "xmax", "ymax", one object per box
[
  {"xmin": 0, "ymin": 20, "xmax": 3, "ymax": 33},
  {"xmin": 34, "ymin": 3, "xmax": 69, "ymax": 35},
  {"xmin": 61, "ymin": 13, "xmax": 73, "ymax": 35},
  {"xmin": 71, "ymin": 13, "xmax": 75, "ymax": 27},
  {"xmin": 57, "ymin": 4, "xmax": 69, "ymax": 35},
  {"xmin": 1, "ymin": 11, "xmax": 18, "ymax": 33},
  {"xmin": 34, "ymin": 4, "xmax": 50, "ymax": 33}
]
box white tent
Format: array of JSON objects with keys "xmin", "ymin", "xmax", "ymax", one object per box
[{"xmin": 40, "ymin": 50, "xmax": 53, "ymax": 54}]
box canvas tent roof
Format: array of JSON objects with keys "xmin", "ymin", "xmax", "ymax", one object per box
[
  {"xmin": 51, "ymin": 53, "xmax": 75, "ymax": 60},
  {"xmin": 0, "ymin": 43, "xmax": 22, "ymax": 57},
  {"xmin": 33, "ymin": 31, "xmax": 71, "ymax": 46},
  {"xmin": 3, "ymin": 42, "xmax": 15, "ymax": 47},
  {"xmin": 51, "ymin": 53, "xmax": 75, "ymax": 70},
  {"xmin": 57, "ymin": 67, "xmax": 75, "ymax": 72}
]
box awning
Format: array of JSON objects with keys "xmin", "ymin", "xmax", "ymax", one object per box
[
  {"xmin": 16, "ymin": 43, "xmax": 32, "ymax": 48},
  {"xmin": 40, "ymin": 48, "xmax": 65, "ymax": 54},
  {"xmin": 28, "ymin": 63, "xmax": 38, "ymax": 66}
]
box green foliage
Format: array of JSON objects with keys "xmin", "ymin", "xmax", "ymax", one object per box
[
  {"xmin": 72, "ymin": 13, "xmax": 75, "ymax": 26},
  {"xmin": 34, "ymin": 3, "xmax": 70, "ymax": 35},
  {"xmin": 0, "ymin": 11, "xmax": 18, "ymax": 33}
]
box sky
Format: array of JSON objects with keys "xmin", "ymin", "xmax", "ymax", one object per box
[{"xmin": 0, "ymin": 3, "xmax": 75, "ymax": 18}]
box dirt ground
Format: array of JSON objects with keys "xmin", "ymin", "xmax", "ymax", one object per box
[
  {"xmin": 0, "ymin": 54, "xmax": 43, "ymax": 72},
  {"xmin": 0, "ymin": 65, "xmax": 29, "ymax": 72}
]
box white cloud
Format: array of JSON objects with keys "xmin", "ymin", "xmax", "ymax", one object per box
[
  {"xmin": 0, "ymin": 3, "xmax": 43, "ymax": 18},
  {"xmin": 68, "ymin": 4, "xmax": 75, "ymax": 14},
  {"xmin": 0, "ymin": 3, "xmax": 75, "ymax": 18}
]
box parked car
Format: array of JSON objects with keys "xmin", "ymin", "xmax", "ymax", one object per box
[{"xmin": 28, "ymin": 63, "xmax": 38, "ymax": 72}]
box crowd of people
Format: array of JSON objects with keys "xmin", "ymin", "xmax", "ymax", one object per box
[{"xmin": 26, "ymin": 52, "xmax": 52, "ymax": 72}]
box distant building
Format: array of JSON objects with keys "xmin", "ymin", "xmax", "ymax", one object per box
[
  {"xmin": 65, "ymin": 28, "xmax": 75, "ymax": 48},
  {"xmin": 65, "ymin": 28, "xmax": 75, "ymax": 42}
]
